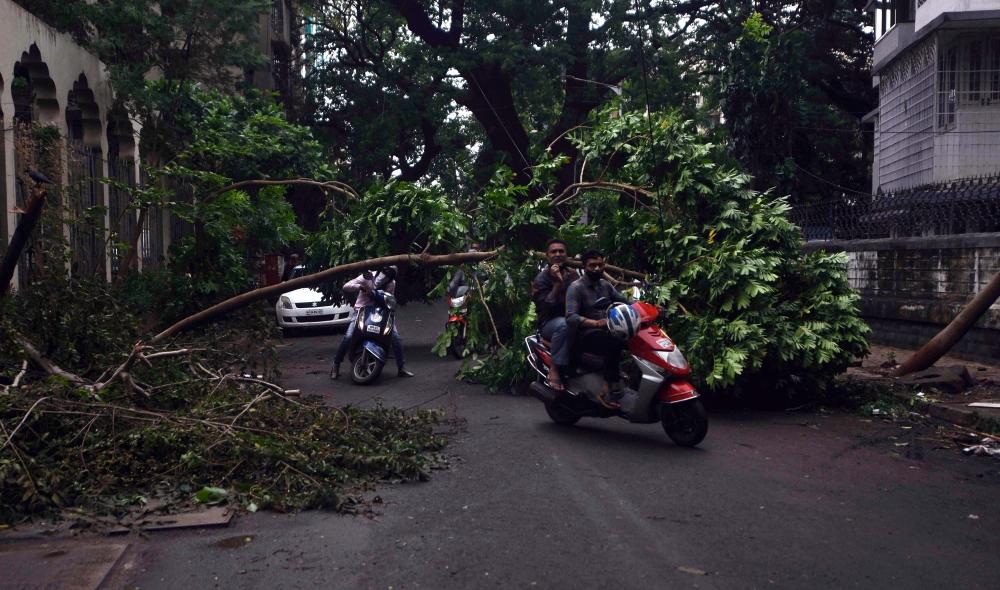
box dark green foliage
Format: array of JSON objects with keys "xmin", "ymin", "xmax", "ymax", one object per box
[
  {"xmin": 419, "ymin": 106, "xmax": 869, "ymax": 396},
  {"xmin": 306, "ymin": 180, "xmax": 468, "ymax": 303},
  {"xmin": 0, "ymin": 277, "xmax": 446, "ymax": 522},
  {"xmin": 565, "ymin": 107, "xmax": 869, "ymax": 394},
  {"xmin": 716, "ymin": 9, "xmax": 874, "ymax": 201}
]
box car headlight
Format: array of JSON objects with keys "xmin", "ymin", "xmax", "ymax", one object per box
[
  {"xmin": 279, "ymin": 296, "xmax": 293, "ymax": 309},
  {"xmin": 655, "ymin": 348, "xmax": 688, "ymax": 370}
]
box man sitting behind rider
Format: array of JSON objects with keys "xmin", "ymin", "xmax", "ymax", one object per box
[
  {"xmin": 565, "ymin": 249, "xmax": 630, "ymax": 408},
  {"xmin": 448, "ymin": 241, "xmax": 482, "ymax": 296},
  {"xmin": 331, "ymin": 266, "xmax": 414, "ymax": 379},
  {"xmin": 531, "ymin": 238, "xmax": 578, "ymax": 391}
]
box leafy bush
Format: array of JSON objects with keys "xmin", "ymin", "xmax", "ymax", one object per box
[{"xmin": 563, "ymin": 107, "xmax": 868, "ymax": 395}]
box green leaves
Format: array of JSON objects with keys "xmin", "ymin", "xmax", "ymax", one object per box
[{"xmin": 194, "ymin": 486, "xmax": 228, "ymax": 505}]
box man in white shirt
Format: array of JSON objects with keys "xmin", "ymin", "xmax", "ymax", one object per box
[{"xmin": 331, "ymin": 266, "xmax": 414, "ymax": 379}]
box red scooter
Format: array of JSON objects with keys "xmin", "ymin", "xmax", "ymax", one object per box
[
  {"xmin": 444, "ymin": 285, "xmax": 470, "ymax": 359},
  {"xmin": 525, "ymin": 300, "xmax": 708, "ymax": 446}
]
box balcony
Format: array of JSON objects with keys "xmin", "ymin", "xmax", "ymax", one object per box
[{"xmin": 916, "ymin": 0, "xmax": 1000, "ymax": 35}]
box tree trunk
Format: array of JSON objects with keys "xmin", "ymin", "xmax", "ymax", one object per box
[
  {"xmin": 0, "ymin": 185, "xmax": 47, "ymax": 300},
  {"xmin": 893, "ymin": 269, "xmax": 1000, "ymax": 376}
]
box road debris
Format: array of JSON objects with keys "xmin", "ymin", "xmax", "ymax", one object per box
[{"xmin": 962, "ymin": 437, "xmax": 1000, "ymax": 458}]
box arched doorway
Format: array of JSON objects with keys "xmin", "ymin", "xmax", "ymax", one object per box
[
  {"xmin": 1, "ymin": 72, "xmax": 7, "ymax": 252},
  {"xmin": 66, "ymin": 74, "xmax": 104, "ymax": 278},
  {"xmin": 11, "ymin": 44, "xmax": 60, "ymax": 288},
  {"xmin": 107, "ymin": 106, "xmax": 138, "ymax": 276}
]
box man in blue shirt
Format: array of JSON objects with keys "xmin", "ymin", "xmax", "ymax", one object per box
[{"xmin": 565, "ymin": 249, "xmax": 630, "ymax": 407}]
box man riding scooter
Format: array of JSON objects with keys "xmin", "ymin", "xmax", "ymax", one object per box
[
  {"xmin": 331, "ymin": 266, "xmax": 414, "ymax": 379},
  {"xmin": 564, "ymin": 249, "xmax": 631, "ymax": 408}
]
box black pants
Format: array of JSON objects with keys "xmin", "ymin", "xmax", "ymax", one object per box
[{"xmin": 574, "ymin": 328, "xmax": 625, "ymax": 383}]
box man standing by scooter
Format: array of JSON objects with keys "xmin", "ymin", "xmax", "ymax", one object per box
[
  {"xmin": 531, "ymin": 238, "xmax": 579, "ymax": 391},
  {"xmin": 331, "ymin": 266, "xmax": 415, "ymax": 379},
  {"xmin": 565, "ymin": 250, "xmax": 630, "ymax": 408}
]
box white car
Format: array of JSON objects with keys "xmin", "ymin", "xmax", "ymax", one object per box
[{"xmin": 275, "ymin": 266, "xmax": 354, "ymax": 331}]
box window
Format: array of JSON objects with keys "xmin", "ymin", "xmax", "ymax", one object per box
[
  {"xmin": 968, "ymin": 40, "xmax": 982, "ymax": 103},
  {"xmin": 992, "ymin": 40, "xmax": 1000, "ymax": 101},
  {"xmin": 938, "ymin": 46, "xmax": 957, "ymax": 128}
]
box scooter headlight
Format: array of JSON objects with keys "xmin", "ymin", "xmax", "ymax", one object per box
[
  {"xmin": 655, "ymin": 348, "xmax": 688, "ymax": 370},
  {"xmin": 451, "ymin": 295, "xmax": 466, "ymax": 308},
  {"xmin": 279, "ymin": 296, "xmax": 293, "ymax": 309}
]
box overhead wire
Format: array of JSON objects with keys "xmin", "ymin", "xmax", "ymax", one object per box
[
  {"xmin": 631, "ymin": 0, "xmax": 667, "ymax": 235},
  {"xmin": 465, "ymin": 70, "xmax": 533, "ymax": 175}
]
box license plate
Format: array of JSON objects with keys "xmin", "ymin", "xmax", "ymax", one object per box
[
  {"xmin": 305, "ymin": 309, "xmax": 324, "ymax": 316},
  {"xmin": 366, "ymin": 325, "xmax": 381, "ymax": 333}
]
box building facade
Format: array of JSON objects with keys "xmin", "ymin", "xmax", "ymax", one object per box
[
  {"xmin": 868, "ymin": 0, "xmax": 1000, "ymax": 194},
  {"xmin": 0, "ymin": 0, "xmax": 295, "ymax": 292}
]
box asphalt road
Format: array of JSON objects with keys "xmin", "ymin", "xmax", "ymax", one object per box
[{"xmin": 121, "ymin": 302, "xmax": 1000, "ymax": 589}]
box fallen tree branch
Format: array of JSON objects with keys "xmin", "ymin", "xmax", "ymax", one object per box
[
  {"xmin": 13, "ymin": 333, "xmax": 89, "ymax": 387},
  {"xmin": 894, "ymin": 268, "xmax": 1000, "ymax": 376},
  {"xmin": 471, "ymin": 271, "xmax": 504, "ymax": 349},
  {"xmin": 1, "ymin": 396, "xmax": 49, "ymax": 452},
  {"xmin": 0, "ymin": 184, "xmax": 48, "ymax": 300},
  {"xmin": 550, "ymin": 181, "xmax": 656, "ymax": 209},
  {"xmin": 208, "ymin": 178, "xmax": 359, "ymax": 204},
  {"xmin": 532, "ymin": 251, "xmax": 647, "ymax": 280},
  {"xmin": 151, "ymin": 249, "xmax": 501, "ymax": 344},
  {"xmin": 11, "ymin": 360, "xmax": 28, "ymax": 389}
]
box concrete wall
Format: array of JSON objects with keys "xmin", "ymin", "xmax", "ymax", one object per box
[{"xmin": 806, "ymin": 233, "xmax": 1000, "ymax": 361}]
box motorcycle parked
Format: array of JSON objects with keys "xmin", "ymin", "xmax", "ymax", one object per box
[
  {"xmin": 525, "ymin": 300, "xmax": 708, "ymax": 447},
  {"xmin": 346, "ymin": 278, "xmax": 398, "ymax": 385},
  {"xmin": 444, "ymin": 285, "xmax": 470, "ymax": 359}
]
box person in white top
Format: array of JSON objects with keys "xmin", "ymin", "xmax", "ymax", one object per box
[{"xmin": 331, "ymin": 266, "xmax": 414, "ymax": 379}]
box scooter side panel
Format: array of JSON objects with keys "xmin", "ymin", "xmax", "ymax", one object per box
[{"xmin": 628, "ymin": 357, "xmax": 666, "ymax": 423}]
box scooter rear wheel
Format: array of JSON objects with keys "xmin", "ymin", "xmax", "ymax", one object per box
[
  {"xmin": 661, "ymin": 399, "xmax": 707, "ymax": 447},
  {"xmin": 544, "ymin": 400, "xmax": 581, "ymax": 426},
  {"xmin": 351, "ymin": 349, "xmax": 384, "ymax": 385},
  {"xmin": 447, "ymin": 333, "xmax": 466, "ymax": 359}
]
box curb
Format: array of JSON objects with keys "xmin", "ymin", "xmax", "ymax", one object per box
[{"xmin": 886, "ymin": 389, "xmax": 1000, "ymax": 433}]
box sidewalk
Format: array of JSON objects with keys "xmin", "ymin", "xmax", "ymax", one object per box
[{"xmin": 845, "ymin": 344, "xmax": 1000, "ymax": 431}]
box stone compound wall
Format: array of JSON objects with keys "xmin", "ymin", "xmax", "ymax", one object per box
[{"xmin": 806, "ymin": 233, "xmax": 1000, "ymax": 362}]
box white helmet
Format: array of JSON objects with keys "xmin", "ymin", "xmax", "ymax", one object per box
[{"xmin": 607, "ymin": 303, "xmax": 641, "ymax": 340}]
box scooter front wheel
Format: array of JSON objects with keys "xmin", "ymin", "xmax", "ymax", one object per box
[
  {"xmin": 447, "ymin": 333, "xmax": 466, "ymax": 359},
  {"xmin": 661, "ymin": 399, "xmax": 708, "ymax": 447},
  {"xmin": 351, "ymin": 349, "xmax": 384, "ymax": 385}
]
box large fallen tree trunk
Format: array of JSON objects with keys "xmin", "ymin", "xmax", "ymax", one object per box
[
  {"xmin": 150, "ymin": 250, "xmax": 501, "ymax": 343},
  {"xmin": 894, "ymin": 268, "xmax": 1000, "ymax": 376},
  {"xmin": 0, "ymin": 184, "xmax": 47, "ymax": 300}
]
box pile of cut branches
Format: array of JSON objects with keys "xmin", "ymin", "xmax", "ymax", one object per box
[{"xmin": 1, "ymin": 304, "xmax": 446, "ymax": 524}]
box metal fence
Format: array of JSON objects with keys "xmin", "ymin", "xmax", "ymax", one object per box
[
  {"xmin": 67, "ymin": 140, "xmax": 105, "ymax": 278},
  {"xmin": 108, "ymin": 158, "xmax": 136, "ymax": 276},
  {"xmin": 789, "ymin": 175, "xmax": 1000, "ymax": 241}
]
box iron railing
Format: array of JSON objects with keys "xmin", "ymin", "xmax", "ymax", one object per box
[{"xmin": 789, "ymin": 175, "xmax": 1000, "ymax": 241}]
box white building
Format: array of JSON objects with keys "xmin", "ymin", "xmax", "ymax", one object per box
[{"xmin": 867, "ymin": 0, "xmax": 1000, "ymax": 194}]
